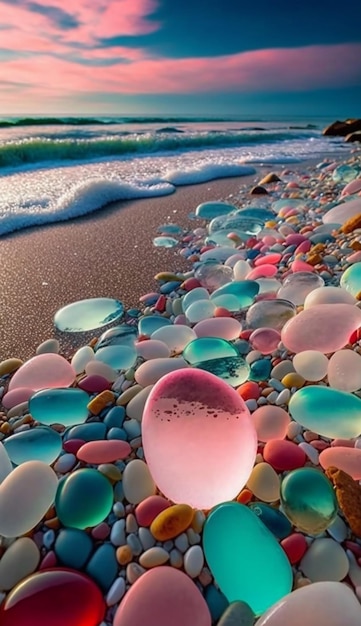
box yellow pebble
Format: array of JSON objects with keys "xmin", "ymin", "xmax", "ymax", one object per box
[
  {"xmin": 97, "ymin": 464, "xmax": 122, "ymax": 483},
  {"xmin": 264, "ymin": 220, "xmax": 277, "ymax": 228},
  {"xmin": 281, "ymin": 372, "xmax": 305, "ymax": 389},
  {"xmin": 154, "ymin": 272, "xmax": 186, "ymax": 282},
  {"xmin": 0, "ymin": 358, "xmax": 23, "ymax": 377},
  {"xmin": 116, "ymin": 545, "xmax": 133, "ymax": 565},
  {"xmin": 87, "ymin": 390, "xmax": 115, "ymax": 415},
  {"xmin": 0, "ymin": 422, "xmax": 12, "ymax": 435},
  {"xmin": 150, "ymin": 504, "xmax": 194, "ymax": 541}
]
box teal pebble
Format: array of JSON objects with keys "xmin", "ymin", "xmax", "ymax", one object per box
[
  {"xmin": 160, "ymin": 281, "xmax": 182, "ymax": 294},
  {"xmin": 106, "ymin": 427, "xmax": 128, "ymax": 441},
  {"xmin": 249, "ymin": 359, "xmax": 272, "ymax": 381},
  {"xmin": 54, "ymin": 297, "xmax": 124, "ymax": 332},
  {"xmin": 249, "ymin": 502, "xmax": 292, "ymax": 540},
  {"xmin": 85, "ymin": 543, "xmax": 118, "ymax": 592},
  {"xmin": 183, "ymin": 337, "xmax": 238, "ymax": 365},
  {"xmin": 29, "ymin": 388, "xmax": 89, "ymax": 427},
  {"xmin": 54, "ymin": 528, "xmax": 93, "ymax": 568},
  {"xmin": 3, "ymin": 426, "xmax": 62, "ymax": 465},
  {"xmin": 64, "ymin": 422, "xmax": 107, "ymax": 442},
  {"xmin": 204, "ymin": 584, "xmax": 229, "ymax": 621},
  {"xmin": 235, "ymin": 208, "xmax": 276, "ymax": 222},
  {"xmin": 94, "ymin": 345, "xmax": 137, "ymax": 371},
  {"xmin": 153, "ymin": 236, "xmax": 178, "ymax": 248},
  {"xmin": 218, "ymin": 601, "xmax": 255, "ymax": 626},
  {"xmin": 138, "ymin": 315, "xmax": 172, "ymax": 336},
  {"xmin": 211, "ymin": 280, "xmax": 259, "ymax": 308},
  {"xmin": 195, "ymin": 356, "xmax": 250, "ymax": 387},
  {"xmin": 95, "ymin": 324, "xmax": 137, "ymax": 350},
  {"xmin": 104, "ymin": 406, "xmax": 126, "ymax": 428},
  {"xmin": 196, "ymin": 201, "xmax": 237, "ymax": 219}
]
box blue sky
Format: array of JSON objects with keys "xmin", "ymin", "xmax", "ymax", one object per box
[{"xmin": 0, "ymin": 0, "xmax": 360, "ymax": 116}]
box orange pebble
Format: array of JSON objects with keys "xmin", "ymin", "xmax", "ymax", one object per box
[
  {"xmin": 237, "ymin": 381, "xmax": 260, "ymax": 401},
  {"xmin": 116, "ymin": 545, "xmax": 133, "ymax": 565},
  {"xmin": 87, "ymin": 390, "xmax": 115, "ymax": 415},
  {"xmin": 236, "ymin": 488, "xmax": 253, "ymax": 504},
  {"xmin": 214, "ymin": 307, "xmax": 233, "ymax": 318}
]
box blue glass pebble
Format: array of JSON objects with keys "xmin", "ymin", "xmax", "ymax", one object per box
[
  {"xmin": 249, "ymin": 503, "xmax": 292, "ymax": 540},
  {"xmin": 106, "ymin": 427, "xmax": 128, "ymax": 441},
  {"xmin": 160, "ymin": 281, "xmax": 182, "ymax": 294},
  {"xmin": 138, "ymin": 315, "xmax": 172, "ymax": 336},
  {"xmin": 3, "ymin": 426, "xmax": 62, "ymax": 466},
  {"xmin": 249, "ymin": 359, "xmax": 272, "ymax": 381},
  {"xmin": 54, "ymin": 528, "xmax": 93, "ymax": 569},
  {"xmin": 94, "ymin": 345, "xmax": 137, "ymax": 371},
  {"xmin": 95, "ymin": 324, "xmax": 137, "ymax": 351}
]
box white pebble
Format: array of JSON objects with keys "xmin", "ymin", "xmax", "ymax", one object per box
[
  {"xmin": 106, "ymin": 576, "xmax": 126, "ymax": 606},
  {"xmin": 139, "ymin": 547, "xmax": 169, "ymax": 568},
  {"xmin": 122, "ymin": 460, "xmax": 156, "ymax": 504},
  {"xmin": 71, "ymin": 346, "xmax": 94, "ymax": 374},
  {"xmin": 246, "ymin": 350, "xmax": 262, "ymax": 364},
  {"xmin": 184, "ymin": 545, "xmax": 204, "ymax": 578},
  {"xmin": 287, "ymin": 421, "xmax": 302, "ymax": 439},
  {"xmin": 275, "ymin": 388, "xmax": 291, "ymax": 405},
  {"xmin": 186, "ymin": 528, "xmax": 201, "ymax": 545},
  {"xmin": 174, "ymin": 533, "xmax": 189, "ymax": 553},
  {"xmin": 298, "ymin": 442, "xmax": 319, "ymax": 465}
]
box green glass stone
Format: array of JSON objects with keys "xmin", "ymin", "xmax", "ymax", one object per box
[
  {"xmin": 55, "ymin": 468, "xmax": 113, "ymax": 530},
  {"xmin": 280, "ymin": 468, "xmax": 337, "ymax": 535},
  {"xmin": 54, "ymin": 297, "xmax": 124, "ymax": 332},
  {"xmin": 340, "ymin": 262, "xmax": 361, "ymax": 297},
  {"xmin": 138, "ymin": 315, "xmax": 172, "ymax": 336},
  {"xmin": 95, "ymin": 324, "xmax": 137, "ymax": 350},
  {"xmin": 183, "ymin": 337, "xmax": 238, "ymax": 365},
  {"xmin": 153, "ymin": 236, "xmax": 178, "ymax": 248},
  {"xmin": 196, "ymin": 201, "xmax": 237, "ymax": 219},
  {"xmin": 29, "ymin": 388, "xmax": 89, "ymax": 427},
  {"xmin": 94, "ymin": 345, "xmax": 137, "ymax": 371},
  {"xmin": 249, "ymin": 359, "xmax": 272, "ymax": 381},
  {"xmin": 54, "ymin": 528, "xmax": 93, "ymax": 568},
  {"xmin": 85, "ymin": 544, "xmax": 118, "ymax": 592},
  {"xmin": 211, "ymin": 280, "xmax": 259, "ymax": 308},
  {"xmin": 249, "ymin": 503, "xmax": 292, "ymax": 540},
  {"xmin": 289, "ymin": 385, "xmax": 361, "ymax": 438},
  {"xmin": 203, "ymin": 502, "xmax": 292, "ymax": 616},
  {"xmin": 195, "ymin": 356, "xmax": 250, "ymax": 387},
  {"xmin": 3, "ymin": 426, "xmax": 62, "ymax": 466}
]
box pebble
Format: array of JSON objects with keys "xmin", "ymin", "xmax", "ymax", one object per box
[
  {"xmin": 139, "ymin": 547, "xmax": 170, "ymax": 568},
  {"xmin": 122, "ymin": 459, "xmax": 156, "ymax": 504}
]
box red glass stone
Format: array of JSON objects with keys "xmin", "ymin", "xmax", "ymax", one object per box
[{"xmin": 0, "ymin": 568, "xmax": 105, "ymax": 626}]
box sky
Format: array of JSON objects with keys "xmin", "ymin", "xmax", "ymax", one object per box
[{"xmin": 0, "ymin": 0, "xmax": 361, "ymax": 117}]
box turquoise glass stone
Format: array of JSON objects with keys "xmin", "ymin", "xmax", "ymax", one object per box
[
  {"xmin": 195, "ymin": 356, "xmax": 250, "ymax": 387},
  {"xmin": 332, "ymin": 164, "xmax": 358, "ymax": 182},
  {"xmin": 85, "ymin": 544, "xmax": 118, "ymax": 592},
  {"xmin": 29, "ymin": 388, "xmax": 89, "ymax": 427},
  {"xmin": 55, "ymin": 468, "xmax": 113, "ymax": 529},
  {"xmin": 54, "ymin": 528, "xmax": 93, "ymax": 568},
  {"xmin": 211, "ymin": 280, "xmax": 259, "ymax": 308},
  {"xmin": 249, "ymin": 359, "xmax": 272, "ymax": 381},
  {"xmin": 289, "ymin": 385, "xmax": 361, "ymax": 438},
  {"xmin": 95, "ymin": 324, "xmax": 137, "ymax": 350},
  {"xmin": 203, "ymin": 502, "xmax": 292, "ymax": 616},
  {"xmin": 64, "ymin": 422, "xmax": 107, "ymax": 442},
  {"xmin": 210, "ymin": 294, "xmax": 242, "ymax": 312},
  {"xmin": 209, "ymin": 214, "xmax": 263, "ymax": 236},
  {"xmin": 153, "ymin": 236, "xmax": 178, "ymax": 248},
  {"xmin": 54, "ymin": 298, "xmax": 124, "ymax": 332},
  {"xmin": 183, "ymin": 337, "xmax": 238, "ymax": 365},
  {"xmin": 157, "ymin": 223, "xmax": 182, "ymax": 235},
  {"xmin": 206, "ymin": 232, "xmax": 237, "ymax": 247},
  {"xmin": 235, "ymin": 208, "xmax": 276, "ymax": 223},
  {"xmin": 340, "ymin": 262, "xmax": 361, "ymax": 297},
  {"xmin": 3, "ymin": 426, "xmax": 62, "ymax": 466},
  {"xmin": 138, "ymin": 315, "xmax": 172, "ymax": 336},
  {"xmin": 196, "ymin": 201, "xmax": 237, "ymax": 219},
  {"xmin": 94, "ymin": 345, "xmax": 137, "ymax": 371},
  {"xmin": 182, "ymin": 287, "xmax": 209, "ymax": 312},
  {"xmin": 280, "ymin": 468, "xmax": 337, "ymax": 535},
  {"xmin": 249, "ymin": 503, "xmax": 292, "ymax": 540}
]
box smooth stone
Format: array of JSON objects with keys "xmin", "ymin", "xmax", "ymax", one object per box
[
  {"xmin": 194, "ymin": 318, "xmax": 241, "ymax": 340},
  {"xmin": 135, "ymin": 495, "xmax": 170, "ymax": 527},
  {"xmin": 150, "ymin": 504, "xmax": 193, "ymax": 541},
  {"xmin": 151, "ymin": 326, "xmax": 197, "ymax": 353},
  {"xmin": 95, "ymin": 324, "xmax": 138, "ymax": 350},
  {"xmin": 203, "ymin": 502, "xmax": 292, "ymax": 615},
  {"xmin": 319, "ymin": 446, "xmax": 361, "ymax": 479},
  {"xmin": 3, "ymin": 426, "xmax": 62, "ymax": 465},
  {"xmin": 0, "ymin": 569, "xmax": 105, "ymax": 626},
  {"xmin": 1, "ymin": 387, "xmax": 34, "ymax": 409},
  {"xmin": 280, "ymin": 533, "xmax": 307, "ymax": 564},
  {"xmin": 138, "ymin": 315, "xmax": 172, "ymax": 337},
  {"xmin": 185, "ymin": 300, "xmax": 216, "ymax": 323},
  {"xmin": 78, "ymin": 374, "xmax": 110, "ymax": 393},
  {"xmin": 218, "ymin": 602, "xmax": 254, "ymax": 626},
  {"xmin": 135, "ymin": 339, "xmax": 171, "ymax": 360},
  {"xmin": 0, "ymin": 358, "xmax": 23, "ymax": 377},
  {"xmin": 304, "ymin": 286, "xmax": 356, "ymax": 308},
  {"xmin": 289, "ymin": 386, "xmax": 361, "ymax": 438},
  {"xmin": 29, "ymin": 388, "xmax": 89, "ymax": 427},
  {"xmin": 205, "ymin": 585, "xmax": 229, "ymax": 622},
  {"xmin": 277, "ymin": 272, "xmax": 324, "ymax": 305},
  {"xmin": 85, "ymin": 360, "xmax": 118, "ymax": 382},
  {"xmin": 246, "ymin": 299, "xmax": 296, "ymax": 331},
  {"xmin": 194, "ymin": 356, "xmax": 250, "ymax": 387},
  {"xmin": 281, "ymin": 304, "xmax": 361, "ymax": 353},
  {"xmin": 114, "ymin": 567, "xmax": 211, "ymax": 626},
  {"xmin": 142, "ymin": 369, "xmax": 257, "ymax": 509},
  {"xmin": 9, "ymin": 354, "xmax": 75, "ymax": 392},
  {"xmin": 135, "ymin": 358, "xmax": 189, "ymax": 387},
  {"xmin": 126, "ymin": 385, "xmax": 153, "ymax": 421},
  {"xmin": 210, "ymin": 280, "xmax": 259, "ymax": 309},
  {"xmin": 54, "ymin": 528, "xmax": 93, "ymax": 568},
  {"xmin": 271, "ymin": 360, "xmax": 295, "ymax": 380},
  {"xmin": 249, "ymin": 358, "xmax": 272, "ymax": 381},
  {"xmin": 0, "ymin": 460, "xmax": 58, "ymax": 537},
  {"xmin": 249, "ymin": 328, "xmax": 281, "ymax": 355},
  {"xmin": 300, "ymin": 538, "xmax": 349, "ymax": 582},
  {"xmin": 85, "ymin": 544, "xmax": 118, "ymax": 592},
  {"xmin": 36, "ymin": 338, "xmax": 60, "ymax": 354},
  {"xmin": 184, "ymin": 545, "xmax": 204, "ymax": 578},
  {"xmin": 0, "ymin": 538, "xmax": 40, "ymax": 591},
  {"xmin": 183, "ymin": 337, "xmax": 238, "ymax": 365},
  {"xmin": 55, "ymin": 468, "xmax": 113, "ymax": 529},
  {"xmin": 194, "ymin": 263, "xmax": 233, "ymax": 291},
  {"xmin": 341, "ymin": 263, "xmax": 361, "ymax": 298},
  {"xmin": 292, "ymin": 350, "xmax": 329, "ymax": 381},
  {"xmin": 76, "ymin": 440, "xmax": 131, "ymax": 464},
  {"xmin": 139, "ymin": 547, "xmax": 170, "ymax": 568},
  {"xmin": 280, "ymin": 468, "xmax": 337, "ymax": 534},
  {"xmin": 94, "ymin": 345, "xmax": 137, "ymax": 371},
  {"xmin": 70, "ymin": 346, "xmax": 95, "ymax": 374},
  {"xmin": 106, "ymin": 576, "xmax": 126, "ymax": 606},
  {"xmin": 122, "ymin": 459, "xmax": 156, "ymax": 504},
  {"xmin": 182, "ymin": 287, "xmax": 210, "ymax": 312},
  {"xmin": 0, "ymin": 444, "xmax": 13, "ymax": 483},
  {"xmin": 249, "ymin": 503, "xmax": 292, "ymax": 540},
  {"xmin": 64, "ymin": 422, "xmax": 107, "ymax": 442},
  {"xmin": 153, "ymin": 236, "xmax": 178, "ymax": 248},
  {"xmin": 196, "ymin": 201, "xmax": 237, "ymax": 219},
  {"xmin": 54, "ymin": 453, "xmax": 76, "ymax": 473},
  {"xmin": 263, "ymin": 439, "xmax": 306, "ymax": 471},
  {"xmin": 323, "ymin": 197, "xmax": 361, "ymax": 225},
  {"xmin": 252, "ymin": 405, "xmax": 290, "ymax": 442},
  {"xmin": 341, "ymin": 178, "xmax": 361, "ymax": 196},
  {"xmin": 54, "ymin": 297, "xmax": 124, "ymax": 332},
  {"xmin": 246, "ymin": 462, "xmax": 280, "ymax": 502},
  {"xmin": 255, "ymin": 581, "xmax": 361, "ymax": 626},
  {"xmin": 328, "ymin": 349, "xmax": 361, "ymax": 391}
]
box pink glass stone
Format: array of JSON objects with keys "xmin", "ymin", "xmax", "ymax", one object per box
[
  {"xmin": 249, "ymin": 327, "xmax": 281, "ymax": 354},
  {"xmin": 9, "ymin": 354, "xmax": 75, "ymax": 392},
  {"xmin": 76, "ymin": 440, "xmax": 131, "ymax": 464},
  {"xmin": 252, "ymin": 405, "xmax": 290, "ymax": 442},
  {"xmin": 78, "ymin": 375, "xmax": 110, "ymax": 393},
  {"xmin": 142, "ymin": 368, "xmax": 257, "ymax": 509},
  {"xmin": 135, "ymin": 495, "xmax": 171, "ymax": 527},
  {"xmin": 1, "ymin": 387, "xmax": 34, "ymax": 409},
  {"xmin": 0, "ymin": 568, "xmax": 105, "ymax": 626},
  {"xmin": 193, "ymin": 317, "xmax": 242, "ymax": 341},
  {"xmin": 254, "ymin": 253, "xmax": 282, "ymax": 266},
  {"xmin": 247, "ymin": 265, "xmax": 278, "ymax": 280},
  {"xmin": 281, "ymin": 304, "xmax": 361, "ymax": 354},
  {"xmin": 323, "ymin": 197, "xmax": 361, "ymax": 225},
  {"xmin": 319, "ymin": 447, "xmax": 361, "ymax": 479},
  {"xmin": 341, "ymin": 178, "xmax": 361, "ymax": 196},
  {"xmin": 114, "ymin": 567, "xmax": 211, "ymax": 626},
  {"xmin": 291, "ymin": 260, "xmax": 315, "ymax": 273}
]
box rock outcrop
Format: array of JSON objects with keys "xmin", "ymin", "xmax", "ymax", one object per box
[{"xmin": 323, "ymin": 119, "xmax": 361, "ymax": 136}]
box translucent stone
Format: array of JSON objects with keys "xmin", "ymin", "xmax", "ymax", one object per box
[
  {"xmin": 277, "ymin": 272, "xmax": 324, "ymax": 305},
  {"xmin": 194, "ymin": 263, "xmax": 233, "ymax": 292},
  {"xmin": 256, "ymin": 278, "xmax": 282, "ymax": 295},
  {"xmin": 9, "ymin": 354, "xmax": 75, "ymax": 392},
  {"xmin": 252, "ymin": 405, "xmax": 290, "ymax": 442},
  {"xmin": 249, "ymin": 503, "xmax": 292, "ymax": 540},
  {"xmin": 292, "ymin": 350, "xmax": 329, "ymax": 381},
  {"xmin": 236, "ymin": 207, "xmax": 276, "ymax": 222},
  {"xmin": 29, "ymin": 388, "xmax": 89, "ymax": 427},
  {"xmin": 114, "ymin": 567, "xmax": 211, "ymax": 626},
  {"xmin": 304, "ymin": 286, "xmax": 356, "ymax": 308},
  {"xmin": 249, "ymin": 328, "xmax": 281, "ymax": 354},
  {"xmin": 138, "ymin": 315, "xmax": 172, "ymax": 336},
  {"xmin": 211, "ymin": 294, "xmax": 243, "ymax": 312},
  {"xmin": 136, "ymin": 339, "xmax": 171, "ymax": 360},
  {"xmin": 0, "ymin": 569, "xmax": 105, "ymax": 626},
  {"xmin": 183, "ymin": 337, "xmax": 238, "ymax": 365},
  {"xmin": 341, "ymin": 178, "xmax": 361, "ymax": 196},
  {"xmin": 182, "ymin": 287, "xmax": 210, "ymax": 312},
  {"xmin": 340, "ymin": 262, "xmax": 361, "ymax": 296},
  {"xmin": 54, "ymin": 297, "xmax": 124, "ymax": 332},
  {"xmin": 3, "ymin": 426, "xmax": 62, "ymax": 465},
  {"xmin": 247, "ymin": 462, "xmax": 280, "ymax": 502},
  {"xmin": 0, "ymin": 461, "xmax": 58, "ymax": 537},
  {"xmin": 300, "ymin": 538, "xmax": 349, "ymax": 582},
  {"xmin": 142, "ymin": 369, "xmax": 257, "ymax": 509},
  {"xmin": 55, "ymin": 468, "xmax": 113, "ymax": 529},
  {"xmin": 256, "ymin": 581, "xmax": 361, "ymax": 626},
  {"xmin": 200, "ymin": 246, "xmax": 238, "ymax": 263},
  {"xmin": 157, "ymin": 223, "xmax": 182, "ymax": 235},
  {"xmin": 203, "ymin": 503, "xmax": 292, "ymax": 615},
  {"xmin": 332, "ymin": 164, "xmax": 359, "ymax": 183},
  {"xmin": 151, "ymin": 326, "xmax": 197, "ymax": 353},
  {"xmin": 71, "ymin": 346, "xmax": 94, "ymax": 375},
  {"xmin": 289, "ymin": 385, "xmax": 361, "ymax": 438},
  {"xmin": 153, "ymin": 236, "xmax": 178, "ymax": 248},
  {"xmin": 281, "ymin": 304, "xmax": 361, "ymax": 354},
  {"xmin": 246, "ymin": 299, "xmax": 296, "ymax": 330},
  {"xmin": 211, "ymin": 280, "xmax": 259, "ymax": 309},
  {"xmin": 323, "ymin": 197, "xmax": 361, "ymax": 226},
  {"xmin": 195, "ymin": 201, "xmax": 237, "ymax": 219},
  {"xmin": 272, "ymin": 198, "xmax": 307, "ymax": 213},
  {"xmin": 0, "ymin": 443, "xmax": 13, "ymax": 484},
  {"xmin": 195, "ymin": 356, "xmax": 250, "ymax": 387},
  {"xmin": 328, "ymin": 349, "xmax": 361, "ymax": 391},
  {"xmin": 280, "ymin": 468, "xmax": 338, "ymax": 534},
  {"xmin": 185, "ymin": 300, "xmax": 216, "ymax": 323},
  {"xmin": 208, "ymin": 214, "xmax": 263, "ymax": 236},
  {"xmin": 319, "ymin": 446, "xmax": 361, "ymax": 480},
  {"xmin": 206, "ymin": 232, "xmax": 237, "ymax": 247},
  {"xmin": 0, "ymin": 537, "xmax": 40, "ymax": 591},
  {"xmin": 135, "ymin": 357, "xmax": 189, "ymax": 387},
  {"xmin": 94, "ymin": 345, "xmax": 137, "ymax": 371},
  {"xmin": 194, "ymin": 318, "xmax": 242, "ymax": 341},
  {"xmin": 233, "ymin": 260, "xmax": 252, "ymax": 281},
  {"xmin": 95, "ymin": 324, "xmax": 138, "ymax": 350}
]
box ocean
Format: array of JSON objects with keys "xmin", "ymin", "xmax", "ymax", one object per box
[{"xmin": 0, "ymin": 114, "xmax": 353, "ymax": 237}]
